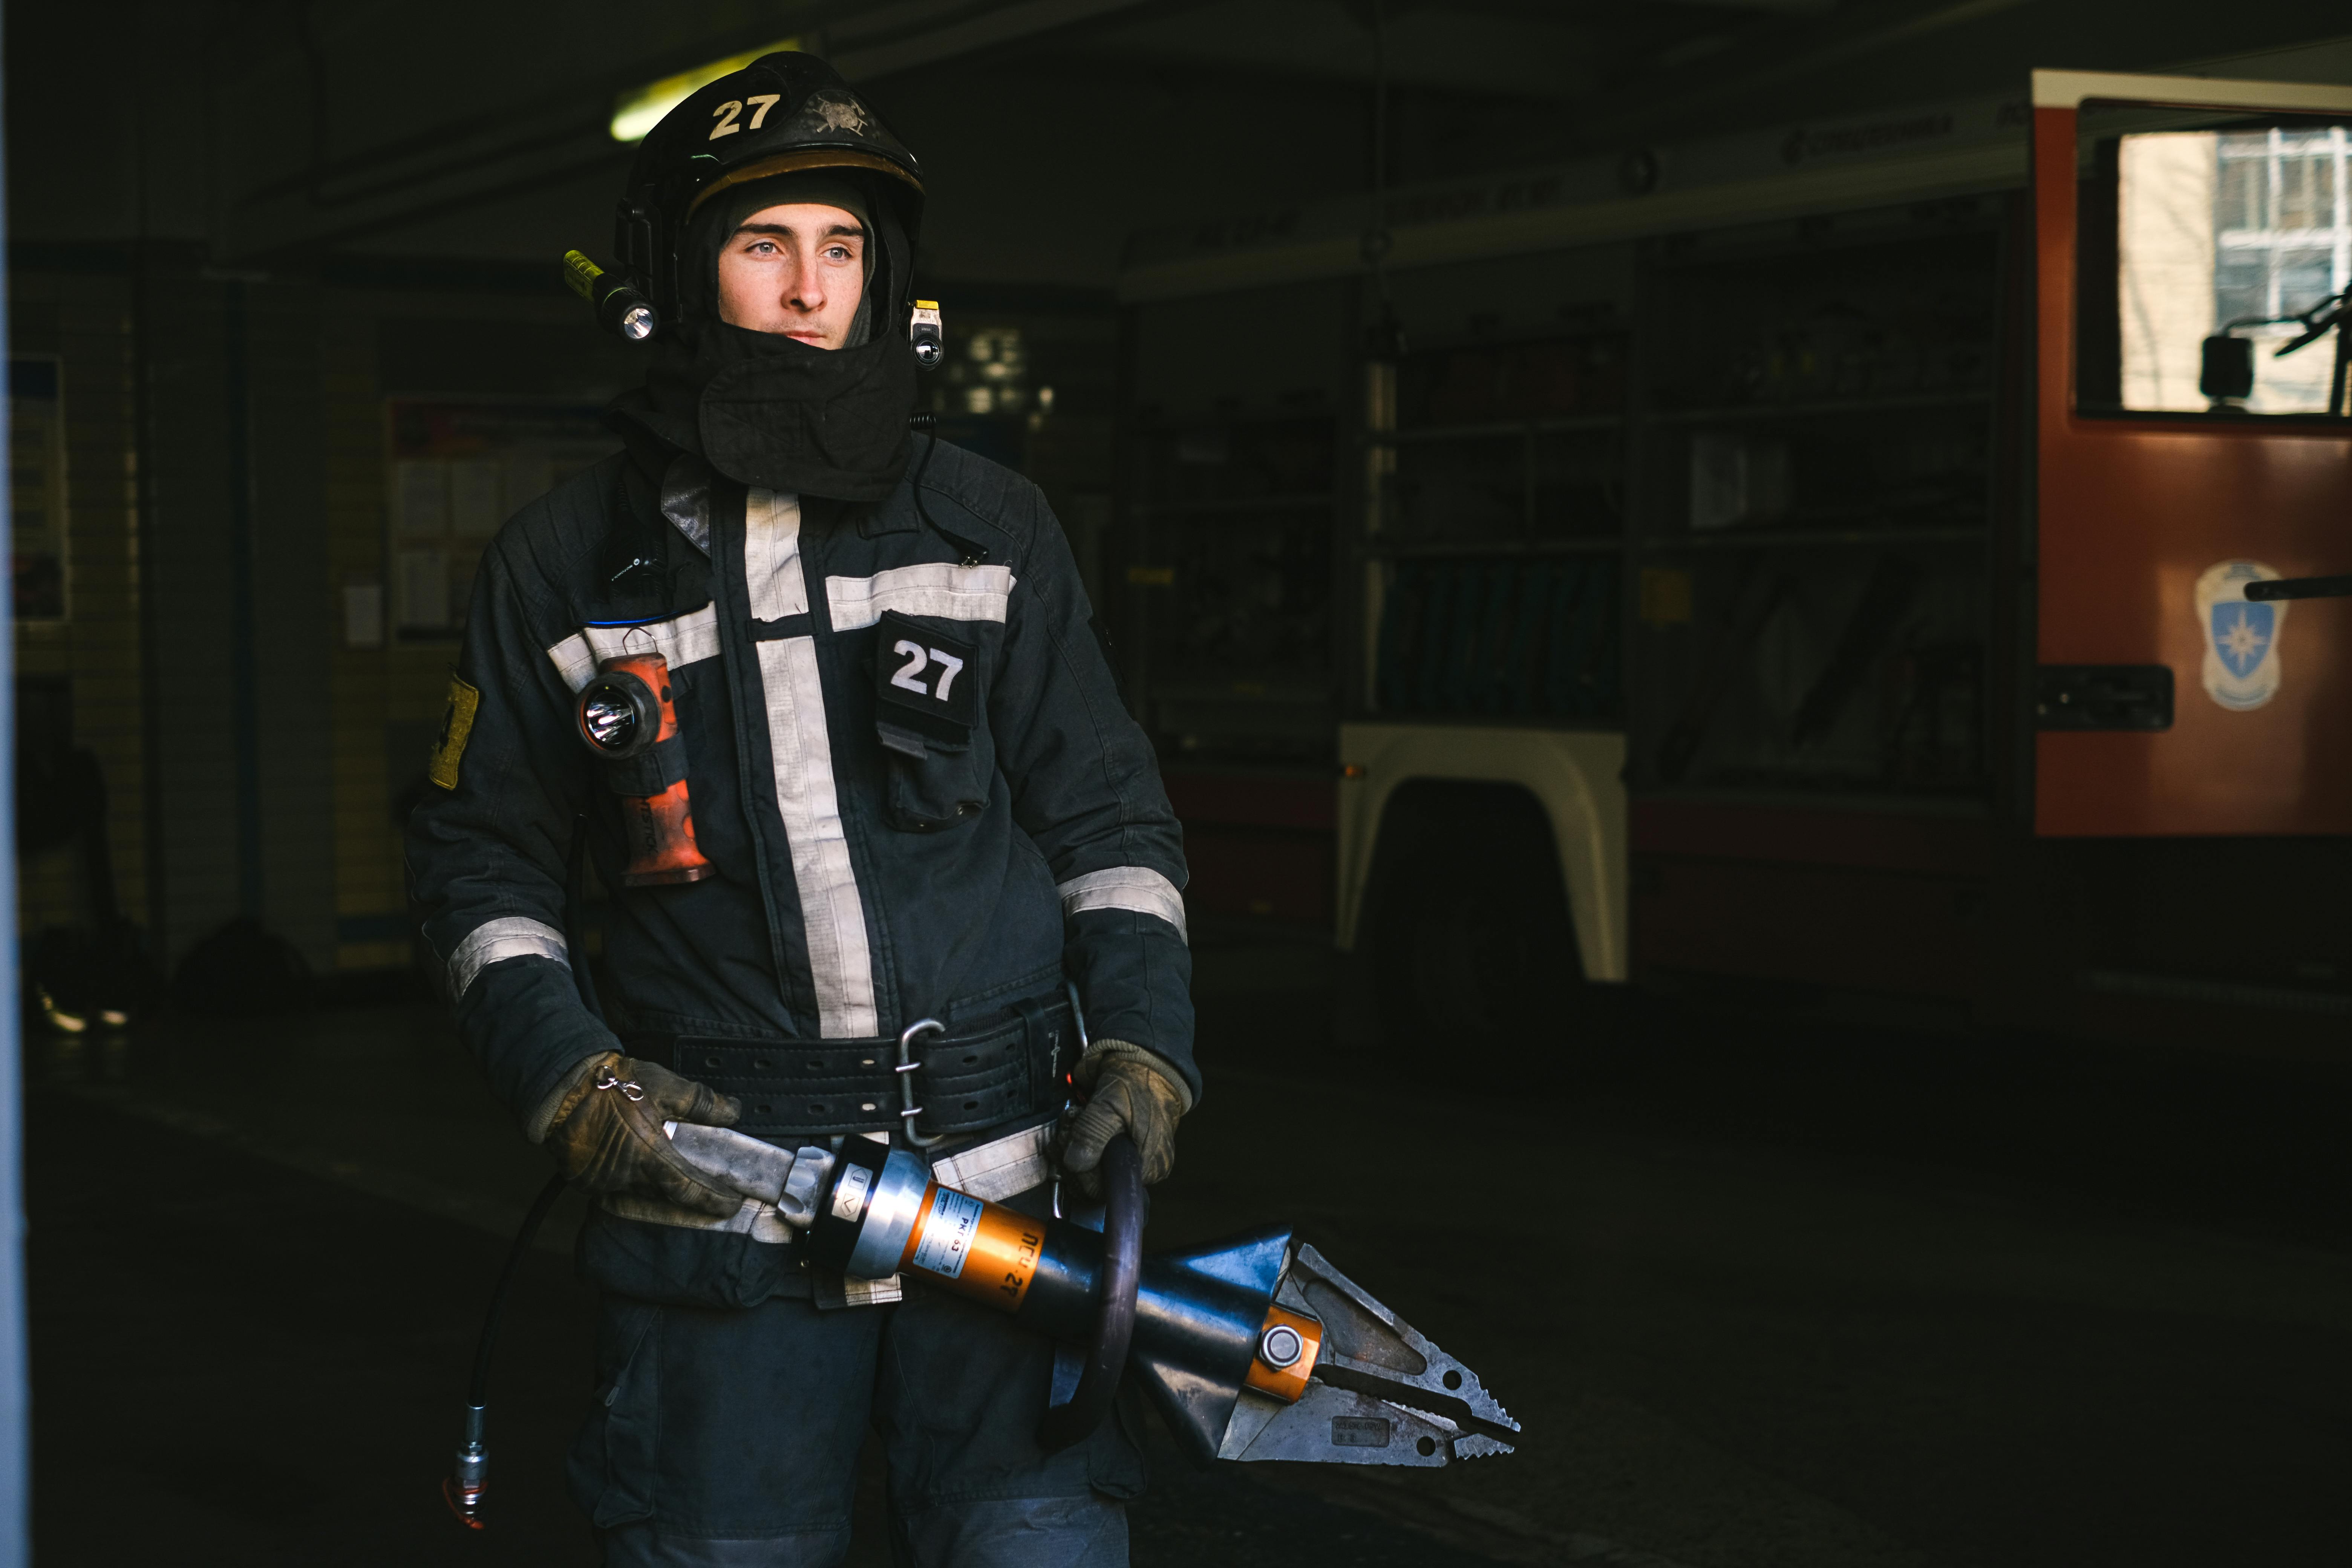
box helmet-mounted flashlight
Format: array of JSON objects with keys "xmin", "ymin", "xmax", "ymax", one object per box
[
  {"xmin": 563, "ymin": 250, "xmax": 660, "ymax": 342},
  {"xmin": 910, "ymin": 300, "xmax": 944, "ymax": 369}
]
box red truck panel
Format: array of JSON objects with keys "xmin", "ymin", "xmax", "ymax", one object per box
[{"xmin": 2034, "ymin": 101, "xmax": 2352, "ymax": 835}]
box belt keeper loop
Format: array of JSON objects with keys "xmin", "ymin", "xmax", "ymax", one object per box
[{"xmin": 1010, "ymin": 995, "xmax": 1050, "ymax": 1109}]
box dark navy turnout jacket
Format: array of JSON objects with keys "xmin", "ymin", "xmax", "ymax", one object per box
[{"xmin": 406, "ymin": 440, "xmax": 1193, "ymax": 1304}]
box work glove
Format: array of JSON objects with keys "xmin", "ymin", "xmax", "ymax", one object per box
[
  {"xmin": 1060, "ymin": 1041, "xmax": 1191, "ymax": 1197},
  {"xmin": 539, "ymin": 1051, "xmax": 746, "ymax": 1218}
]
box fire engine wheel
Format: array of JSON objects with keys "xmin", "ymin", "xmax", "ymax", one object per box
[{"xmin": 1367, "ymin": 784, "xmax": 1578, "ymax": 1046}]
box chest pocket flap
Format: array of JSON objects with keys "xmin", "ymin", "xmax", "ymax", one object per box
[{"xmin": 873, "ymin": 610, "xmax": 988, "ymax": 831}]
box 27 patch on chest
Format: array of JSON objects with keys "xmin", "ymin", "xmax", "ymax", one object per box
[
  {"xmin": 427, "ymin": 673, "xmax": 481, "ymax": 790},
  {"xmin": 873, "ymin": 611, "xmax": 979, "ymax": 741}
]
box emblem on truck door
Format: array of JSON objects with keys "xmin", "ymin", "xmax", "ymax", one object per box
[{"xmin": 2195, "ymin": 560, "xmax": 2286, "ymax": 712}]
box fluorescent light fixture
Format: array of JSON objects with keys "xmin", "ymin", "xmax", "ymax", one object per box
[{"xmin": 610, "ymin": 39, "xmax": 800, "ymax": 143}]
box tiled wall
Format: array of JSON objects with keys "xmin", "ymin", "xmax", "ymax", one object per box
[
  {"xmin": 13, "ymin": 261, "xmax": 638, "ymax": 978},
  {"xmin": 12, "ymin": 275, "xmax": 146, "ymax": 949}
]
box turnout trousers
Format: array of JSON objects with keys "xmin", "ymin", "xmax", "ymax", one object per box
[{"xmin": 571, "ymin": 1249, "xmax": 1145, "ymax": 1566}]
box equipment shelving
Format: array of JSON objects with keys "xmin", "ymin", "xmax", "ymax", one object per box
[
  {"xmin": 1122, "ymin": 413, "xmax": 1340, "ymax": 764},
  {"xmin": 1624, "ymin": 201, "xmax": 2010, "ymax": 803}
]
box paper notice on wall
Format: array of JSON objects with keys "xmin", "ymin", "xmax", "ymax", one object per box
[
  {"xmin": 395, "ymin": 549, "xmax": 450, "ymax": 630},
  {"xmin": 1689, "ymin": 432, "xmax": 1789, "ymax": 531},
  {"xmin": 343, "ymin": 583, "xmax": 384, "ymax": 648},
  {"xmin": 449, "ymin": 460, "xmax": 504, "ymax": 537},
  {"xmin": 397, "ymin": 460, "xmax": 448, "ymax": 536},
  {"xmin": 384, "ymin": 401, "xmax": 615, "ymax": 642}
]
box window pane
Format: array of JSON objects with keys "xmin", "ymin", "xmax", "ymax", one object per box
[{"xmin": 2109, "ymin": 123, "xmax": 2349, "ymax": 414}]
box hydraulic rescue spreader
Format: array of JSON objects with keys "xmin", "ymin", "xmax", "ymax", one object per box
[
  {"xmin": 669, "ymin": 1118, "xmax": 1522, "ymax": 1467},
  {"xmin": 446, "ymin": 1120, "xmax": 1520, "ymax": 1528},
  {"xmin": 444, "ymin": 847, "xmax": 1515, "ymax": 1520}
]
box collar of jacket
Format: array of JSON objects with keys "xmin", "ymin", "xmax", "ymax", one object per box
[
  {"xmin": 660, "ymin": 453, "xmax": 715, "ymax": 556},
  {"xmin": 591, "ymin": 456, "xmax": 712, "ymax": 617}
]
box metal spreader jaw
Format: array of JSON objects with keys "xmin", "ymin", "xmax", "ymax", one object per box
[{"xmin": 1196, "ymin": 1238, "xmax": 1519, "ymax": 1465}]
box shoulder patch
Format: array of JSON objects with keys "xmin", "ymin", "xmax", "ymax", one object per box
[{"xmin": 427, "ymin": 674, "xmax": 482, "ymax": 790}]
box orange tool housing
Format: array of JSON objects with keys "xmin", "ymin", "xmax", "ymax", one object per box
[{"xmin": 896, "ymin": 1179, "xmax": 1050, "ymax": 1311}]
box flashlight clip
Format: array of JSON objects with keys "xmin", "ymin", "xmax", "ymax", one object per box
[{"xmin": 910, "ymin": 300, "xmax": 945, "ymax": 369}]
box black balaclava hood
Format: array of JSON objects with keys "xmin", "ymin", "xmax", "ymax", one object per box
[{"xmin": 616, "ymin": 170, "xmax": 916, "ymax": 503}]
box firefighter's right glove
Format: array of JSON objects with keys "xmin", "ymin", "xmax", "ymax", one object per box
[
  {"xmin": 1060, "ymin": 1042, "xmax": 1191, "ymax": 1197},
  {"xmin": 540, "ymin": 1051, "xmax": 746, "ymax": 1217}
]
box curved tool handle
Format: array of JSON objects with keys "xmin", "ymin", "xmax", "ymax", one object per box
[{"xmin": 1037, "ymin": 1133, "xmax": 1143, "ymax": 1453}]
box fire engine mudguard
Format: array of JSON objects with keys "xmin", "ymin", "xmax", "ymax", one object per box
[{"xmin": 1335, "ymin": 722, "xmax": 1627, "ymax": 983}]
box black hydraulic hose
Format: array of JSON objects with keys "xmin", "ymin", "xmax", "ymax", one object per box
[
  {"xmin": 467, "ymin": 1173, "xmax": 570, "ymax": 1409},
  {"xmin": 446, "ymin": 1179, "xmax": 570, "ymax": 1530},
  {"xmin": 563, "ymin": 814, "xmax": 604, "ymax": 1021},
  {"xmin": 446, "ymin": 819, "xmax": 601, "ymax": 1527},
  {"xmin": 1037, "ymin": 1134, "xmax": 1144, "ymax": 1453}
]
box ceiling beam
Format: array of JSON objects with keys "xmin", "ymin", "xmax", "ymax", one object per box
[
  {"xmin": 826, "ymin": 0, "xmax": 1167, "ymax": 78},
  {"xmin": 1564, "ymin": 0, "xmax": 2038, "ymax": 149},
  {"xmin": 226, "ymin": 0, "xmax": 1219, "ymax": 259}
]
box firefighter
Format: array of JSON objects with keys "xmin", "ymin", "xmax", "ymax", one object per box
[{"xmin": 406, "ymin": 51, "xmax": 1193, "ymax": 1566}]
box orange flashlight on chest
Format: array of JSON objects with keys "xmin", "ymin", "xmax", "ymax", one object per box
[{"xmin": 575, "ymin": 649, "xmax": 715, "ymax": 887}]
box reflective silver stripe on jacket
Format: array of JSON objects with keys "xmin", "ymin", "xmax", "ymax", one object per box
[
  {"xmin": 601, "ymin": 1191, "xmax": 798, "ymax": 1243},
  {"xmin": 1055, "ymin": 866, "xmax": 1188, "ymax": 943},
  {"xmin": 928, "ymin": 1121, "xmax": 1055, "ymax": 1203},
  {"xmin": 747, "ymin": 488, "xmax": 880, "ymax": 1038},
  {"xmin": 825, "ymin": 563, "xmax": 1015, "ymax": 631},
  {"xmin": 447, "ymin": 916, "xmax": 569, "ymax": 1000},
  {"xmin": 545, "ymin": 602, "xmax": 721, "ymax": 692}
]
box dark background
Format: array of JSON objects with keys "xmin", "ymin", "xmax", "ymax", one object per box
[{"xmin": 11, "ymin": 3, "xmax": 2352, "ymax": 1564}]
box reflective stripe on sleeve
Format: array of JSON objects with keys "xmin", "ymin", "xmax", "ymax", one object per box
[
  {"xmin": 447, "ymin": 916, "xmax": 569, "ymax": 1001},
  {"xmin": 546, "ymin": 602, "xmax": 721, "ymax": 692},
  {"xmin": 1056, "ymin": 866, "xmax": 1188, "ymax": 944},
  {"xmin": 825, "ymin": 564, "xmax": 1015, "ymax": 631}
]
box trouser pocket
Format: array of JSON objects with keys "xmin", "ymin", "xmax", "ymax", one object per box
[{"xmin": 567, "ymin": 1297, "xmax": 662, "ymax": 1530}]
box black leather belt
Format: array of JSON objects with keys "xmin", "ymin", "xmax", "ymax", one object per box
[{"xmin": 629, "ymin": 995, "xmax": 1078, "ymax": 1141}]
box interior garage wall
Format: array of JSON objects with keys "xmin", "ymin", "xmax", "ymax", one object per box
[
  {"xmin": 13, "ymin": 252, "xmax": 648, "ymax": 980},
  {"xmin": 136, "ymin": 262, "xmax": 335, "ymax": 972},
  {"xmin": 9, "ymin": 271, "xmax": 148, "ymax": 954},
  {"xmin": 317, "ymin": 275, "xmax": 641, "ymax": 973}
]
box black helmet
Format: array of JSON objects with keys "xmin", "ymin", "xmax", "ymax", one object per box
[{"xmin": 616, "ymin": 52, "xmax": 923, "ymax": 331}]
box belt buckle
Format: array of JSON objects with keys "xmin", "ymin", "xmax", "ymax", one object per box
[{"xmin": 895, "ymin": 1018, "xmax": 947, "ymax": 1147}]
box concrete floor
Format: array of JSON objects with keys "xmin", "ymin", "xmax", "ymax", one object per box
[{"xmin": 25, "ymin": 937, "xmax": 2352, "ymax": 1565}]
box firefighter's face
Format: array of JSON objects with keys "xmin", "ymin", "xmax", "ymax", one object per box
[{"xmin": 716, "ymin": 203, "xmax": 867, "ymax": 348}]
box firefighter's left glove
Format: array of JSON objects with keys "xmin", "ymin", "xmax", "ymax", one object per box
[
  {"xmin": 1061, "ymin": 1042, "xmax": 1191, "ymax": 1196},
  {"xmin": 539, "ymin": 1051, "xmax": 746, "ymax": 1217}
]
